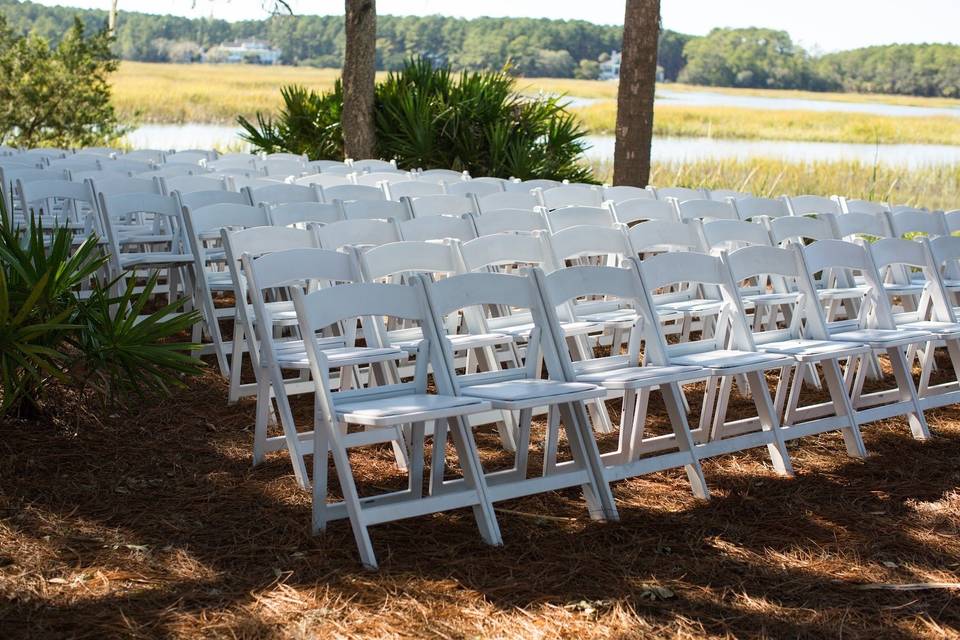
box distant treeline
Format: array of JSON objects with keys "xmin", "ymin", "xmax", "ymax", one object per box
[{"xmin": 3, "ymin": 0, "xmax": 960, "ymax": 98}]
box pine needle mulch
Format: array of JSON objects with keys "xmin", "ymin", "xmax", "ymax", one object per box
[{"xmin": 1, "ymin": 365, "xmax": 959, "ymax": 639}]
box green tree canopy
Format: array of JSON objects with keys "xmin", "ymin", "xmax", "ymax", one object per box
[{"xmin": 0, "ymin": 15, "xmax": 124, "ymax": 147}]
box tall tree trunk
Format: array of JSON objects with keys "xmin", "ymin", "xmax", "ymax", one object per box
[
  {"xmin": 342, "ymin": 0, "xmax": 377, "ymax": 160},
  {"xmin": 613, "ymin": 0, "xmax": 660, "ymax": 186},
  {"xmin": 108, "ymin": 0, "xmax": 118, "ymax": 34}
]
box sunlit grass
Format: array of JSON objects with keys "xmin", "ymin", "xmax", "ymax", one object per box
[
  {"xmin": 587, "ymin": 157, "xmax": 960, "ymax": 210},
  {"xmin": 573, "ymin": 101, "xmax": 960, "ymax": 145},
  {"xmin": 113, "ymin": 62, "xmax": 960, "ymax": 148}
]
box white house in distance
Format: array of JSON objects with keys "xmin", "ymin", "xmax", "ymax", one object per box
[
  {"xmin": 203, "ymin": 39, "xmax": 282, "ymax": 64},
  {"xmin": 598, "ymin": 50, "xmax": 665, "ymax": 81}
]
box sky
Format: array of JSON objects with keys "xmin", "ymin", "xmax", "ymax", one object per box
[{"xmin": 27, "ymin": 0, "xmax": 960, "ymax": 53}]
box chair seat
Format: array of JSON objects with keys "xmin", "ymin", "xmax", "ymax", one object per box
[
  {"xmin": 883, "ymin": 282, "xmax": 925, "ymax": 296},
  {"xmin": 118, "ymin": 252, "xmax": 194, "ymax": 267},
  {"xmin": 757, "ymin": 338, "xmax": 869, "ymax": 361},
  {"xmin": 657, "ymin": 299, "xmax": 724, "ymax": 315},
  {"xmin": 576, "ymin": 308, "xmax": 640, "ymax": 325},
  {"xmin": 831, "ymin": 328, "xmax": 932, "ymax": 348},
  {"xmin": 743, "ymin": 291, "xmax": 803, "ymax": 306},
  {"xmin": 393, "ymin": 332, "xmax": 513, "ymax": 352},
  {"xmin": 274, "ymin": 345, "xmax": 403, "ymax": 369},
  {"xmin": 335, "ymin": 393, "xmax": 490, "ymax": 427},
  {"xmin": 898, "ymin": 320, "xmax": 960, "ymax": 337},
  {"xmin": 500, "ymin": 320, "xmax": 598, "ymax": 340},
  {"xmin": 671, "ymin": 349, "xmax": 790, "ymax": 371},
  {"xmin": 817, "ymin": 286, "xmax": 867, "ymax": 300},
  {"xmin": 577, "ymin": 364, "xmax": 703, "ymax": 389},
  {"xmin": 460, "ymin": 379, "xmax": 604, "ymax": 409}
]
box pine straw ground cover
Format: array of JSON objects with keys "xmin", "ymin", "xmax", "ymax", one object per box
[{"xmin": 1, "ymin": 358, "xmax": 959, "ymax": 639}]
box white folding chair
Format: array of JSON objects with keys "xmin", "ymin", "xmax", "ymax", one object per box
[
  {"xmin": 293, "ymin": 173, "xmax": 353, "ymax": 189},
  {"xmin": 444, "ymin": 180, "xmax": 502, "ymax": 198},
  {"xmin": 405, "ymin": 194, "xmax": 476, "ymax": 218},
  {"xmin": 315, "ymin": 218, "xmax": 401, "ymax": 251},
  {"xmin": 731, "ymin": 196, "xmax": 790, "ymax": 220},
  {"xmin": 651, "ymin": 186, "xmax": 706, "ymax": 202},
  {"xmin": 244, "ymin": 183, "xmax": 322, "ymax": 207},
  {"xmin": 267, "ymin": 202, "xmax": 342, "ymax": 227},
  {"xmin": 636, "ymin": 251, "xmax": 796, "ymax": 476},
  {"xmin": 350, "ymin": 159, "xmax": 398, "ymax": 172},
  {"xmin": 799, "ymin": 240, "xmax": 933, "ymax": 439},
  {"xmin": 674, "ymin": 198, "xmax": 739, "ymax": 222},
  {"xmin": 475, "ymin": 191, "xmax": 539, "ymax": 213},
  {"xmin": 545, "ymin": 206, "xmax": 616, "ymax": 232},
  {"xmin": 504, "ymin": 179, "xmax": 563, "ymax": 192},
  {"xmin": 708, "ymin": 189, "xmax": 751, "ymax": 201},
  {"xmin": 607, "ymin": 198, "xmax": 678, "ymax": 225},
  {"xmin": 355, "ymin": 171, "xmax": 412, "ymax": 187},
  {"xmin": 383, "ymin": 181, "xmax": 443, "ymax": 201},
  {"xmin": 174, "ymin": 189, "xmax": 251, "ymax": 210},
  {"xmin": 324, "ymin": 184, "xmax": 385, "ymax": 203},
  {"xmin": 537, "ymin": 185, "xmax": 603, "ymax": 210},
  {"xmin": 601, "ymin": 185, "xmax": 654, "ymax": 204},
  {"xmin": 398, "ymin": 214, "xmax": 477, "ymax": 242},
  {"xmin": 418, "ymin": 169, "xmax": 469, "ymax": 183},
  {"xmin": 337, "ymin": 198, "xmax": 411, "ymax": 222},
  {"xmin": 468, "ymin": 208, "xmax": 548, "ymax": 236},
  {"xmin": 786, "ymin": 194, "xmax": 843, "ymax": 216},
  {"xmin": 293, "ymin": 280, "xmax": 499, "ymax": 569},
  {"xmin": 181, "ymin": 202, "xmax": 270, "ymax": 376},
  {"xmin": 158, "ymin": 174, "xmax": 228, "ymax": 196},
  {"xmin": 418, "ymin": 271, "xmax": 618, "ymax": 521}
]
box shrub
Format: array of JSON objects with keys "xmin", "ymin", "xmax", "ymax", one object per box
[
  {"xmin": 0, "ymin": 16, "xmax": 125, "ymax": 148},
  {"xmin": 0, "ymin": 214, "xmax": 202, "ymax": 417},
  {"xmin": 239, "ymin": 58, "xmax": 595, "ymax": 182}
]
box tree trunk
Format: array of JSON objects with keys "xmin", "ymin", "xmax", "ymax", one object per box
[
  {"xmin": 108, "ymin": 0, "xmax": 118, "ymax": 34},
  {"xmin": 342, "ymin": 0, "xmax": 377, "ymax": 160},
  {"xmin": 613, "ymin": 0, "xmax": 660, "ymax": 186}
]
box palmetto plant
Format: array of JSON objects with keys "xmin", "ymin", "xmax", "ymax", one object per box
[
  {"xmin": 239, "ymin": 58, "xmax": 595, "ymax": 183},
  {"xmin": 0, "ymin": 213, "xmax": 202, "ymax": 417}
]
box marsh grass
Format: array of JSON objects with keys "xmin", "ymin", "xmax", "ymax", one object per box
[
  {"xmin": 588, "ymin": 157, "xmax": 960, "ymax": 210},
  {"xmin": 112, "ymin": 63, "xmax": 960, "ymax": 147}
]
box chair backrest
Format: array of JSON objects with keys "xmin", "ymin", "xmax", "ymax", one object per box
[
  {"xmin": 267, "ymin": 202, "xmax": 341, "ymax": 227},
  {"xmin": 928, "ymin": 235, "xmax": 960, "ymax": 281},
  {"xmin": 17, "ymin": 178, "xmax": 97, "ymax": 228},
  {"xmin": 306, "ymin": 160, "xmax": 350, "ymax": 173},
  {"xmin": 547, "ymin": 224, "xmax": 632, "ymax": 266},
  {"xmin": 97, "ymin": 193, "xmax": 185, "ymax": 264},
  {"xmin": 723, "ymin": 244, "xmax": 830, "ymax": 343},
  {"xmin": 444, "ymin": 180, "xmax": 501, "ymax": 198},
  {"xmin": 842, "ymin": 198, "xmax": 890, "ymax": 215},
  {"xmin": 261, "ymin": 158, "xmax": 306, "ymax": 178},
  {"xmin": 708, "ymin": 189, "xmax": 751, "ymax": 201},
  {"xmin": 314, "ymin": 218, "xmax": 401, "ymax": 250},
  {"xmin": 406, "ymin": 194, "xmax": 477, "ymax": 218},
  {"xmin": 504, "ymin": 179, "xmax": 562, "ymax": 192},
  {"xmin": 398, "ymin": 215, "xmax": 477, "ymax": 242},
  {"xmin": 358, "ymin": 239, "xmax": 460, "ymax": 282},
  {"xmin": 159, "ymin": 175, "xmax": 227, "ymax": 195},
  {"xmin": 89, "ymin": 176, "xmax": 160, "ymax": 198},
  {"xmin": 767, "ymin": 213, "xmax": 838, "ymax": 245},
  {"xmin": 384, "ymin": 181, "xmax": 444, "ymax": 200},
  {"xmin": 537, "ymin": 185, "xmax": 603, "ymax": 210},
  {"xmin": 700, "ymin": 219, "xmax": 772, "ymax": 253},
  {"xmin": 886, "ymin": 209, "xmax": 948, "ymax": 238},
  {"xmin": 545, "ymin": 205, "xmax": 616, "ymax": 232},
  {"xmin": 607, "ymin": 198, "xmax": 678, "ymax": 225},
  {"xmin": 204, "ymin": 155, "xmax": 257, "ymax": 171},
  {"xmin": 244, "ymin": 183, "xmax": 322, "ymax": 206},
  {"xmin": 102, "ymin": 159, "xmax": 154, "ymax": 174},
  {"xmin": 786, "ymin": 194, "xmax": 842, "ymax": 216},
  {"xmin": 652, "ymin": 186, "xmax": 706, "ymax": 202},
  {"xmin": 222, "ymin": 226, "xmax": 317, "ymax": 289},
  {"xmin": 601, "ymin": 185, "xmax": 654, "ymax": 204},
  {"xmin": 636, "ymin": 251, "xmax": 749, "ymax": 355},
  {"xmin": 458, "ymin": 231, "xmax": 555, "ymax": 272},
  {"xmin": 355, "ymin": 171, "xmax": 411, "ymax": 187},
  {"xmin": 138, "ymin": 165, "xmax": 197, "ymax": 179},
  {"xmin": 293, "ymin": 173, "xmax": 352, "ymax": 189},
  {"xmin": 476, "ymin": 191, "xmax": 539, "ymax": 213},
  {"xmin": 830, "ymin": 211, "xmax": 890, "ymax": 240},
  {"xmin": 227, "ymin": 176, "xmax": 282, "ymax": 191},
  {"xmin": 337, "ymin": 198, "xmax": 411, "ymax": 222},
  {"xmin": 324, "ymin": 184, "xmax": 385, "ymax": 203},
  {"xmin": 731, "ymin": 196, "xmax": 790, "ymax": 220},
  {"xmin": 182, "ymin": 203, "xmax": 271, "ymax": 276},
  {"xmin": 469, "ymin": 209, "xmax": 548, "ymax": 236},
  {"xmin": 121, "ymin": 149, "xmax": 165, "ymax": 164},
  {"xmin": 536, "ymin": 264, "xmax": 665, "ymax": 371},
  {"xmin": 470, "ymin": 177, "xmax": 511, "ymax": 189},
  {"xmin": 174, "ymin": 189, "xmax": 250, "ymax": 210},
  {"xmin": 418, "ymin": 168, "xmax": 468, "ymax": 183},
  {"xmin": 944, "ymin": 210, "xmax": 960, "ymax": 235},
  {"xmin": 351, "ymin": 159, "xmax": 398, "ymax": 172},
  {"xmin": 674, "ymin": 198, "xmax": 739, "ymax": 222},
  {"xmin": 626, "ymin": 219, "xmax": 706, "ymax": 253},
  {"xmin": 799, "ymin": 239, "xmax": 896, "ymax": 327},
  {"xmin": 166, "ymin": 150, "xmax": 214, "ymax": 165}
]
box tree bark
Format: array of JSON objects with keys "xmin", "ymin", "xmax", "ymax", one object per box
[
  {"xmin": 342, "ymin": 0, "xmax": 377, "ymax": 160},
  {"xmin": 613, "ymin": 0, "xmax": 660, "ymax": 186}
]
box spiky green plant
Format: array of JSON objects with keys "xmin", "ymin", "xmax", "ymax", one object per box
[{"xmin": 239, "ymin": 58, "xmax": 595, "ymax": 182}]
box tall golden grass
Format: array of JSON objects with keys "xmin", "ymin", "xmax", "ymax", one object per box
[
  {"xmin": 113, "ymin": 63, "xmax": 960, "ymax": 147},
  {"xmin": 573, "ymin": 101, "xmax": 960, "ymax": 144},
  {"xmin": 589, "ymin": 157, "xmax": 960, "ymax": 211}
]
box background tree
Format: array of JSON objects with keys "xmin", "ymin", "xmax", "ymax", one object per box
[
  {"xmin": 613, "ymin": 0, "xmax": 660, "ymax": 187},
  {"xmin": 0, "ymin": 16, "xmax": 124, "ymax": 148},
  {"xmin": 342, "ymin": 0, "xmax": 377, "ymax": 159}
]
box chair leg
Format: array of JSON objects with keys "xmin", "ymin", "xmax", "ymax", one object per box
[
  {"xmin": 887, "ymin": 346, "xmax": 931, "ymax": 440},
  {"xmin": 407, "ymin": 421, "xmax": 426, "ymax": 499},
  {"xmin": 542, "ymin": 407, "xmax": 560, "ymax": 476},
  {"xmin": 325, "ymin": 423, "xmax": 378, "ymax": 570},
  {"xmin": 746, "ymin": 370, "xmax": 794, "ymax": 477},
  {"xmin": 822, "ymin": 358, "xmax": 868, "ymax": 459},
  {"xmin": 311, "ymin": 417, "xmax": 330, "ymax": 533},
  {"xmin": 557, "ymin": 401, "xmax": 619, "ymax": 522},
  {"xmin": 252, "ymin": 370, "xmax": 271, "ymax": 466},
  {"xmin": 446, "ymin": 416, "xmax": 502, "ymax": 547},
  {"xmin": 661, "ymin": 382, "xmax": 710, "ymax": 500}
]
